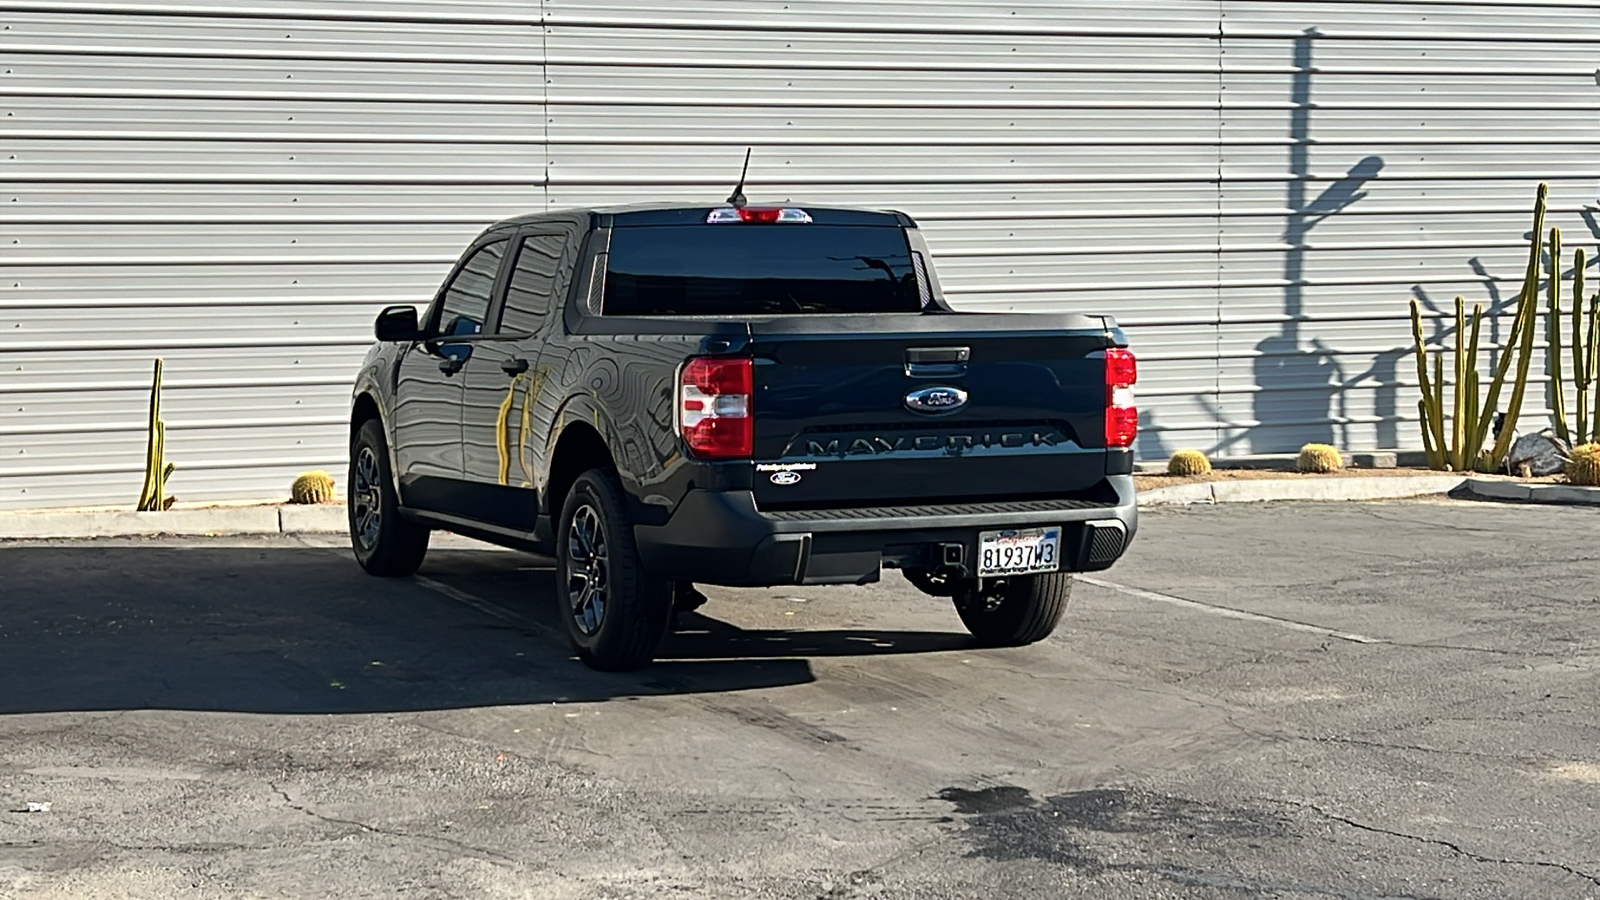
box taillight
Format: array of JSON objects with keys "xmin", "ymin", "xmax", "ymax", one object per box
[
  {"xmin": 705, "ymin": 207, "xmax": 813, "ymax": 224},
  {"xmin": 1105, "ymin": 348, "xmax": 1138, "ymax": 448},
  {"xmin": 679, "ymin": 357, "xmax": 754, "ymax": 459}
]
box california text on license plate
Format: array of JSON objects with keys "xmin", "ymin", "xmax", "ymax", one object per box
[{"xmin": 977, "ymin": 527, "xmax": 1062, "ymax": 577}]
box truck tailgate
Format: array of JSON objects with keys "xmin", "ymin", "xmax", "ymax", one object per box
[{"xmin": 746, "ymin": 314, "xmax": 1118, "ymax": 511}]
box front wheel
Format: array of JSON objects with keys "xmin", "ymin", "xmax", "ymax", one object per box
[
  {"xmin": 348, "ymin": 418, "xmax": 430, "ymax": 577},
  {"xmin": 953, "ymin": 573, "xmax": 1073, "ymax": 647},
  {"xmin": 557, "ymin": 469, "xmax": 672, "ymax": 671}
]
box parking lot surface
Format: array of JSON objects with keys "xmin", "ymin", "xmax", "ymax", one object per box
[{"xmin": 2, "ymin": 500, "xmax": 1598, "ymax": 899}]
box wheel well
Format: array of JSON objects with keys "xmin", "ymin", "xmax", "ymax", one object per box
[
  {"xmin": 547, "ymin": 423, "xmax": 614, "ymax": 520},
  {"xmin": 350, "ymin": 393, "xmax": 381, "ymax": 440}
]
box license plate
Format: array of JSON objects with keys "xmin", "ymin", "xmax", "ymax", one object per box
[{"xmin": 977, "ymin": 527, "xmax": 1062, "ymax": 577}]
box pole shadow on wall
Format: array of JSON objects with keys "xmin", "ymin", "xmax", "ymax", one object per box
[
  {"xmin": 1240, "ymin": 29, "xmax": 1600, "ymax": 457},
  {"xmin": 1247, "ymin": 28, "xmax": 1384, "ymax": 454}
]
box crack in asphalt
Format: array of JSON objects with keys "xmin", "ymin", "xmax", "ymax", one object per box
[
  {"xmin": 1290, "ymin": 801, "xmax": 1600, "ymax": 887},
  {"xmin": 1309, "ymin": 734, "xmax": 1542, "ymax": 762},
  {"xmin": 267, "ymin": 781, "xmax": 519, "ymax": 866},
  {"xmin": 8, "ymin": 838, "xmax": 269, "ymax": 855}
]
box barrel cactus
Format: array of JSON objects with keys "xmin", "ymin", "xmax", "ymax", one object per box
[
  {"xmin": 290, "ymin": 471, "xmax": 337, "ymax": 504},
  {"xmin": 1167, "ymin": 449, "xmax": 1212, "ymax": 476},
  {"xmin": 1567, "ymin": 443, "xmax": 1600, "ymax": 486},
  {"xmin": 1297, "ymin": 443, "xmax": 1344, "ymax": 474}
]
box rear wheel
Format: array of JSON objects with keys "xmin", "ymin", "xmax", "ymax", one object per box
[
  {"xmin": 557, "ymin": 469, "xmax": 672, "ymax": 671},
  {"xmin": 348, "ymin": 418, "xmax": 430, "ymax": 577},
  {"xmin": 953, "ymin": 573, "xmax": 1072, "ymax": 646}
]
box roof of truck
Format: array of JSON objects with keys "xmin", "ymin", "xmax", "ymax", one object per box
[{"xmin": 490, "ymin": 203, "xmax": 917, "ymax": 229}]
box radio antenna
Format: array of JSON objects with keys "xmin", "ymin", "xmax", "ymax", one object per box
[{"xmin": 726, "ymin": 148, "xmax": 752, "ymax": 209}]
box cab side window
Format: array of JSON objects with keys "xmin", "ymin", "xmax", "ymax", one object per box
[
  {"xmin": 436, "ymin": 239, "xmax": 507, "ymax": 337},
  {"xmin": 498, "ymin": 233, "xmax": 567, "ymax": 334}
]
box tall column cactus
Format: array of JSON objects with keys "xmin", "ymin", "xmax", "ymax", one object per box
[
  {"xmin": 1553, "ymin": 244, "xmax": 1600, "ymax": 444},
  {"xmin": 1411, "ymin": 182, "xmax": 1548, "ymax": 471},
  {"xmin": 1574, "ymin": 247, "xmax": 1588, "ymax": 443},
  {"xmin": 1549, "ymin": 228, "xmax": 1569, "ymax": 444},
  {"xmin": 1484, "ymin": 190, "xmax": 1547, "ymax": 469}
]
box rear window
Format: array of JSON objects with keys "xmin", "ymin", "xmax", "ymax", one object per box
[{"xmin": 602, "ymin": 224, "xmax": 922, "ymax": 316}]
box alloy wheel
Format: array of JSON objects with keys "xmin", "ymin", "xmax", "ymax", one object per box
[
  {"xmin": 566, "ymin": 503, "xmax": 609, "ymax": 635},
  {"xmin": 352, "ymin": 446, "xmax": 384, "ymax": 551}
]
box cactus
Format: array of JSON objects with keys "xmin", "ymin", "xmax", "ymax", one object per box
[
  {"xmin": 1167, "ymin": 449, "xmax": 1211, "ymax": 476},
  {"xmin": 1412, "ymin": 183, "xmax": 1550, "ymax": 472},
  {"xmin": 1552, "ymin": 245, "xmax": 1600, "ymax": 445},
  {"xmin": 136, "ymin": 358, "xmax": 175, "ymax": 511},
  {"xmin": 1297, "ymin": 443, "xmax": 1344, "ymax": 473},
  {"xmin": 1487, "ymin": 212, "xmax": 1549, "ymax": 468},
  {"xmin": 1549, "ymin": 228, "xmax": 1569, "ymax": 444},
  {"xmin": 1567, "ymin": 443, "xmax": 1600, "ymax": 486},
  {"xmin": 1412, "ymin": 297, "xmax": 1488, "ymax": 471},
  {"xmin": 290, "ymin": 471, "xmax": 337, "ymax": 504}
]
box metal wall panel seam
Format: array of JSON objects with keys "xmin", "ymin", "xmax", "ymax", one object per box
[
  {"xmin": 0, "ymin": 2, "xmax": 1227, "ymax": 38},
  {"xmin": 541, "ymin": 0, "xmax": 550, "ymax": 212},
  {"xmin": 20, "ymin": 169, "xmax": 1591, "ymax": 185},
  {"xmin": 0, "ymin": 2, "xmax": 546, "ymax": 26},
  {"xmin": 1214, "ymin": 0, "xmax": 1227, "ymax": 454},
  {"xmin": 0, "ymin": 379, "xmax": 356, "ymax": 393},
  {"xmin": 1, "ymin": 418, "xmax": 350, "ymax": 436}
]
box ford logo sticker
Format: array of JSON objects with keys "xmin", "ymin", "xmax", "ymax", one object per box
[{"xmin": 904, "ymin": 385, "xmax": 968, "ymax": 415}]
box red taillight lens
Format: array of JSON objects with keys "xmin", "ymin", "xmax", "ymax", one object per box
[
  {"xmin": 1104, "ymin": 348, "xmax": 1138, "ymax": 449},
  {"xmin": 680, "ymin": 357, "xmax": 754, "ymax": 459}
]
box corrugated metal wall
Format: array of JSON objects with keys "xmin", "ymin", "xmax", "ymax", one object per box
[{"xmin": 3, "ymin": 0, "xmax": 1597, "ymax": 510}]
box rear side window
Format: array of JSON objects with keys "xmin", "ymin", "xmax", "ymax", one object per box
[
  {"xmin": 602, "ymin": 225, "xmax": 922, "ymax": 316},
  {"xmin": 499, "ymin": 233, "xmax": 565, "ymax": 334}
]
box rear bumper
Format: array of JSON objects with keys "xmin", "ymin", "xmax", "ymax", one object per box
[{"xmin": 634, "ymin": 476, "xmax": 1138, "ymax": 587}]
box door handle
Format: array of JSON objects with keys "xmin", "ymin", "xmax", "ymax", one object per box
[
  {"xmin": 501, "ymin": 357, "xmax": 529, "ymax": 376},
  {"xmin": 438, "ymin": 356, "xmax": 465, "ymax": 376},
  {"xmin": 906, "ymin": 346, "xmax": 969, "ymax": 378}
]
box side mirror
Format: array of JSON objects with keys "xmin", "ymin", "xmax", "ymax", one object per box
[{"xmin": 375, "ymin": 305, "xmax": 420, "ymax": 342}]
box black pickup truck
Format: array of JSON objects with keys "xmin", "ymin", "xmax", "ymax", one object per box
[{"xmin": 349, "ymin": 204, "xmax": 1138, "ymax": 670}]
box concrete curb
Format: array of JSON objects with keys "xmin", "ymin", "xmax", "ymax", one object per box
[
  {"xmin": 1138, "ymin": 475, "xmax": 1472, "ymax": 508},
  {"xmin": 1461, "ymin": 478, "xmax": 1600, "ymax": 507},
  {"xmin": 0, "ymin": 505, "xmax": 345, "ymax": 540},
  {"xmin": 279, "ymin": 505, "xmax": 349, "ymax": 534}
]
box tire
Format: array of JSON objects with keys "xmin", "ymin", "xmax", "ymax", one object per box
[
  {"xmin": 557, "ymin": 469, "xmax": 672, "ymax": 671},
  {"xmin": 953, "ymin": 573, "xmax": 1073, "ymax": 647},
  {"xmin": 348, "ymin": 418, "xmax": 430, "ymax": 577}
]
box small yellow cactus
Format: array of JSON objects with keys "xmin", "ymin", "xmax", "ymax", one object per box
[
  {"xmin": 1566, "ymin": 443, "xmax": 1600, "ymax": 486},
  {"xmin": 290, "ymin": 470, "xmax": 337, "ymax": 504},
  {"xmin": 1297, "ymin": 443, "xmax": 1345, "ymax": 474},
  {"xmin": 1167, "ymin": 449, "xmax": 1212, "ymax": 476}
]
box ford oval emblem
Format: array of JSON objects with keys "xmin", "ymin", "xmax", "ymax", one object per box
[
  {"xmin": 904, "ymin": 385, "xmax": 968, "ymax": 415},
  {"xmin": 770, "ymin": 470, "xmax": 802, "ymax": 486}
]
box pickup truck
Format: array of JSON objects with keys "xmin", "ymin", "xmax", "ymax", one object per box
[{"xmin": 349, "ymin": 203, "xmax": 1138, "ymax": 670}]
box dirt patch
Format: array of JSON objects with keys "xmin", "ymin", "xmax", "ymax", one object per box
[
  {"xmin": 1136, "ymin": 467, "xmax": 1563, "ymax": 492},
  {"xmin": 1547, "ymin": 762, "xmax": 1600, "ymax": 784}
]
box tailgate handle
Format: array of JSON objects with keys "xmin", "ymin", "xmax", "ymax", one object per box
[{"xmin": 905, "ymin": 346, "xmax": 969, "ymax": 378}]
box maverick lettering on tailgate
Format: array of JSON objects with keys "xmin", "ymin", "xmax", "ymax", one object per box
[{"xmin": 802, "ymin": 429, "xmax": 1068, "ymax": 457}]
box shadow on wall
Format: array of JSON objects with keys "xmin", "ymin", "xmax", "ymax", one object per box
[
  {"xmin": 1142, "ymin": 29, "xmax": 1388, "ymax": 462},
  {"xmin": 1230, "ymin": 29, "xmax": 1600, "ymax": 458},
  {"xmin": 1247, "ymin": 28, "xmax": 1384, "ymax": 455}
]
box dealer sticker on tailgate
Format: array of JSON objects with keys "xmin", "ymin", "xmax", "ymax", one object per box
[{"xmin": 978, "ymin": 527, "xmax": 1062, "ymax": 577}]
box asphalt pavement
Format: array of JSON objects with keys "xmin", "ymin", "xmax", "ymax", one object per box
[{"xmin": 1, "ymin": 500, "xmax": 1597, "ymax": 899}]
